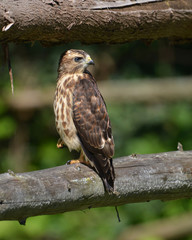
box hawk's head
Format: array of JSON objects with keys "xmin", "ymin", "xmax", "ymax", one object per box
[{"xmin": 58, "ymin": 49, "xmax": 94, "ymax": 76}]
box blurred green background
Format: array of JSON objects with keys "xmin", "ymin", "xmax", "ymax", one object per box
[{"xmin": 0, "ymin": 41, "xmax": 192, "ymax": 240}]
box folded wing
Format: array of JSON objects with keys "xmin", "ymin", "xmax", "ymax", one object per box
[{"xmin": 73, "ymin": 76, "xmax": 115, "ymax": 191}]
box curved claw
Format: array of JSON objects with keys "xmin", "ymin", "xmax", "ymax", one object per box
[
  {"xmin": 67, "ymin": 159, "xmax": 81, "ymax": 165},
  {"xmin": 66, "ymin": 152, "xmax": 91, "ymax": 166},
  {"xmin": 57, "ymin": 138, "xmax": 66, "ymax": 149}
]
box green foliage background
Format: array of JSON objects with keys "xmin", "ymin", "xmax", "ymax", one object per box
[{"xmin": 0, "ymin": 41, "xmax": 192, "ymax": 240}]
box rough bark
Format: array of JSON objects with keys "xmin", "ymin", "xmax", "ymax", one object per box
[
  {"xmin": 0, "ymin": 150, "xmax": 192, "ymax": 223},
  {"xmin": 0, "ymin": 0, "xmax": 192, "ymax": 45}
]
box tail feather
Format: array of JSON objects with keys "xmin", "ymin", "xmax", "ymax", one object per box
[
  {"xmin": 80, "ymin": 143, "xmax": 115, "ymax": 193},
  {"xmin": 92, "ymin": 157, "xmax": 115, "ymax": 193}
]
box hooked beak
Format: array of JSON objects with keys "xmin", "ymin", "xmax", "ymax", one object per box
[{"xmin": 86, "ymin": 56, "xmax": 95, "ymax": 65}]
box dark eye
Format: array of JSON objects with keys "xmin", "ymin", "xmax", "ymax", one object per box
[{"xmin": 74, "ymin": 57, "xmax": 83, "ymax": 62}]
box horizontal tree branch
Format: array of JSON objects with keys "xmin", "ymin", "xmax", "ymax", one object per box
[
  {"xmin": 118, "ymin": 212, "xmax": 192, "ymax": 240},
  {"xmin": 0, "ymin": 150, "xmax": 192, "ymax": 223},
  {"xmin": 3, "ymin": 77, "xmax": 192, "ymax": 111},
  {"xmin": 0, "ymin": 0, "xmax": 192, "ymax": 44}
]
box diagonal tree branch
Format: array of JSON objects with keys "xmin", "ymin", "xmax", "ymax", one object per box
[
  {"xmin": 0, "ymin": 150, "xmax": 192, "ymax": 223},
  {"xmin": 88, "ymin": 0, "xmax": 163, "ymax": 10}
]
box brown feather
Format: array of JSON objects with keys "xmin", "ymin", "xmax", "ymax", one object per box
[
  {"xmin": 54, "ymin": 49, "xmax": 115, "ymax": 192},
  {"xmin": 73, "ymin": 74, "xmax": 115, "ymax": 191}
]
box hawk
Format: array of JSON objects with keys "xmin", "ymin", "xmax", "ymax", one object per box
[{"xmin": 54, "ymin": 49, "xmax": 115, "ymax": 193}]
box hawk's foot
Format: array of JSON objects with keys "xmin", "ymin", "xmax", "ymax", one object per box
[
  {"xmin": 67, "ymin": 159, "xmax": 81, "ymax": 165},
  {"xmin": 57, "ymin": 138, "xmax": 65, "ymax": 149},
  {"xmin": 67, "ymin": 152, "xmax": 91, "ymax": 167}
]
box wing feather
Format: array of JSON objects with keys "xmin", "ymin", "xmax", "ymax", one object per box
[
  {"xmin": 73, "ymin": 76, "xmax": 115, "ymax": 191},
  {"xmin": 73, "ymin": 78, "xmax": 114, "ymax": 156}
]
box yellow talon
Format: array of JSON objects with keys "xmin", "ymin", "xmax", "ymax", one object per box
[{"xmin": 57, "ymin": 138, "xmax": 65, "ymax": 149}]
